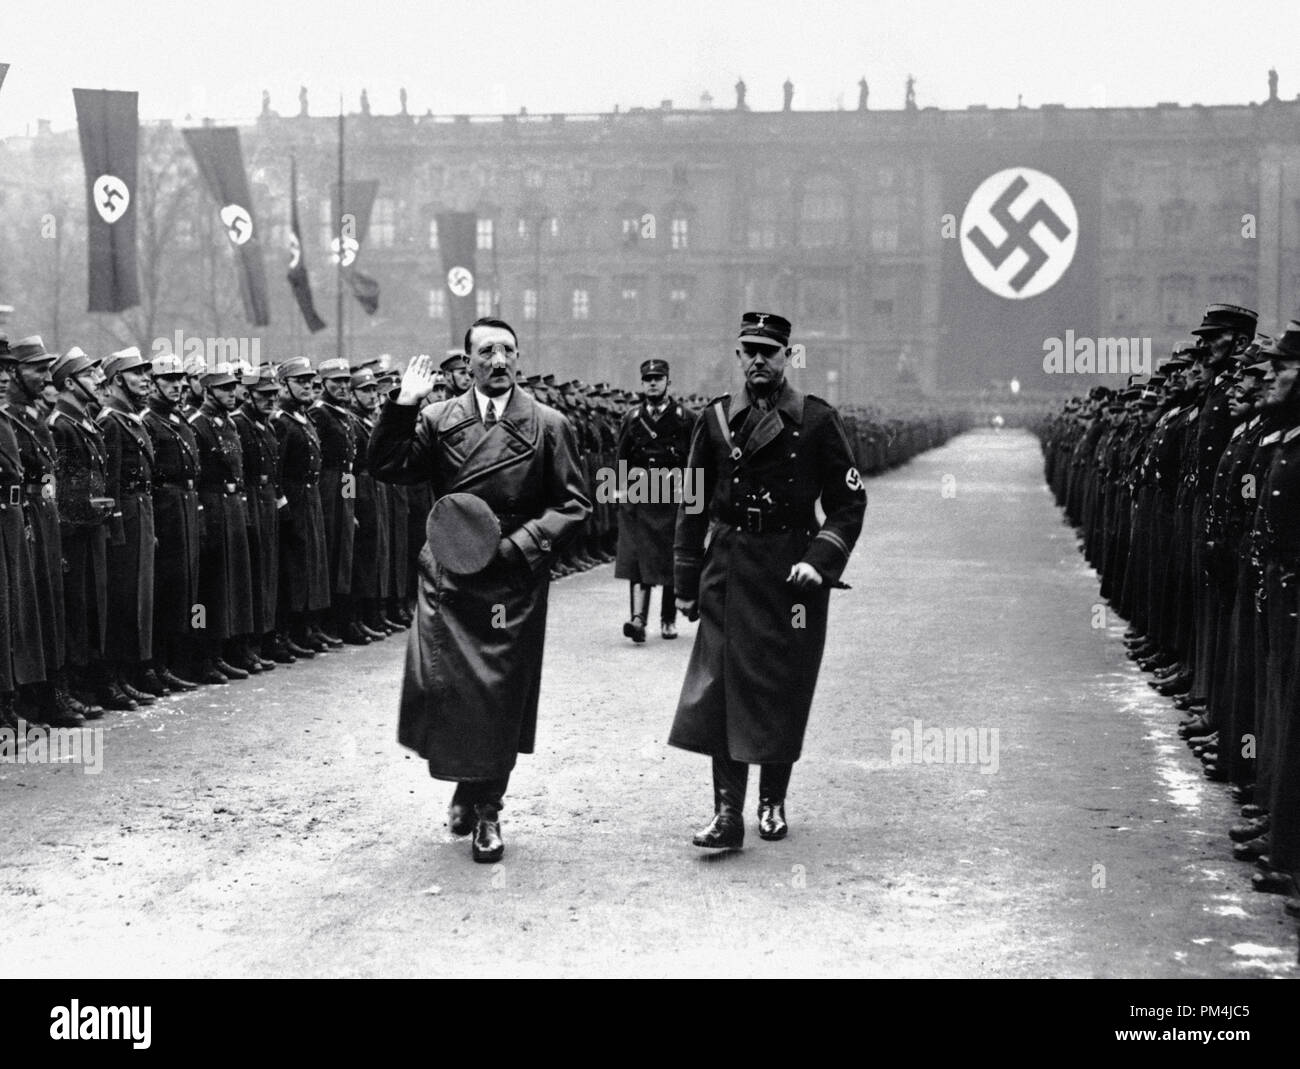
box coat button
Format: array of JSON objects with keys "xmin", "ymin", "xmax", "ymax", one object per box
[{"xmin": 540, "ymin": 539, "xmax": 551, "ymax": 551}]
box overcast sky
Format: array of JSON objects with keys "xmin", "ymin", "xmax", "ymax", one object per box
[{"xmin": 3, "ymin": 0, "xmax": 1298, "ymax": 137}]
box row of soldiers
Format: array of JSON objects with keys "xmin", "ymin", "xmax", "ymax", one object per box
[
  {"xmin": 1, "ymin": 331, "xmax": 972, "ymax": 734},
  {"xmin": 1040, "ymin": 301, "xmax": 1300, "ymax": 913}
]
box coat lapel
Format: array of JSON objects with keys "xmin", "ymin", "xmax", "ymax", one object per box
[
  {"xmin": 449, "ymin": 388, "xmax": 538, "ymax": 491},
  {"xmin": 739, "ymin": 382, "xmax": 804, "ymax": 460}
]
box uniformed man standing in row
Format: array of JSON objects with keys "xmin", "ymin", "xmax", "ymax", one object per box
[
  {"xmin": 614, "ymin": 357, "xmax": 692, "ymax": 642},
  {"xmin": 0, "ymin": 334, "xmax": 48, "ymax": 731},
  {"xmin": 233, "ymin": 364, "xmax": 283, "ymax": 669},
  {"xmin": 99, "ymin": 348, "xmax": 161, "ymax": 708},
  {"xmin": 311, "ymin": 359, "xmax": 357, "ymax": 644},
  {"xmin": 49, "ymin": 348, "xmax": 110, "ymax": 718},
  {"xmin": 345, "ymin": 366, "xmax": 392, "ymax": 643},
  {"xmin": 2, "ymin": 337, "xmax": 87, "ymax": 725},
  {"xmin": 189, "ymin": 363, "xmax": 256, "ymax": 682},
  {"xmin": 272, "ymin": 357, "xmax": 331, "ymax": 656},
  {"xmin": 671, "ymin": 312, "xmax": 867, "ymax": 850},
  {"xmin": 142, "ymin": 354, "xmax": 202, "ymax": 691}
]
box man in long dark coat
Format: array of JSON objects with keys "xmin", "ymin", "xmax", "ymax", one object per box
[
  {"xmin": 614, "ymin": 357, "xmax": 692, "ymax": 641},
  {"xmin": 370, "ymin": 317, "xmax": 591, "ymax": 863},
  {"xmin": 232, "ymin": 364, "xmax": 282, "ymax": 669},
  {"xmin": 142, "ymin": 354, "xmax": 202, "ymax": 691},
  {"xmin": 189, "ymin": 363, "xmax": 256, "ymax": 682},
  {"xmin": 671, "ymin": 312, "xmax": 867, "ymax": 850},
  {"xmin": 99, "ymin": 348, "xmax": 161, "ymax": 708},
  {"xmin": 2, "ymin": 336, "xmax": 91, "ymax": 725},
  {"xmin": 272, "ymin": 358, "xmax": 331, "ymax": 656},
  {"xmin": 0, "ymin": 336, "xmax": 48, "ymax": 730},
  {"xmin": 346, "ymin": 367, "xmax": 391, "ymax": 643},
  {"xmin": 49, "ymin": 348, "xmax": 110, "ymax": 717},
  {"xmin": 309, "ymin": 358, "xmax": 356, "ymax": 641}
]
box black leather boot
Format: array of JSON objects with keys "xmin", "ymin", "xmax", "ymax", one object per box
[
  {"xmin": 471, "ymin": 803, "xmax": 505, "ymax": 862},
  {"xmin": 757, "ymin": 799, "xmax": 788, "ymax": 841}
]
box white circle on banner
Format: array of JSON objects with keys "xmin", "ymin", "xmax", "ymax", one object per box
[
  {"xmin": 447, "ymin": 266, "xmax": 475, "ymax": 297},
  {"xmin": 959, "ymin": 167, "xmax": 1077, "ymax": 300},
  {"xmin": 220, "ymin": 204, "xmax": 254, "ymax": 246},
  {"xmin": 93, "ymin": 175, "xmax": 130, "ymax": 224}
]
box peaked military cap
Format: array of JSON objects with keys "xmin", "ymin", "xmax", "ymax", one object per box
[
  {"xmin": 10, "ymin": 335, "xmax": 56, "ymax": 366},
  {"xmin": 276, "ymin": 357, "xmax": 315, "ymax": 382},
  {"xmin": 51, "ymin": 350, "xmax": 96, "ymax": 387},
  {"xmin": 640, "ymin": 358, "xmax": 669, "ymax": 377},
  {"xmin": 1261, "ymin": 320, "xmax": 1300, "ymax": 361},
  {"xmin": 317, "ymin": 358, "xmax": 352, "ymax": 380},
  {"xmin": 738, "ymin": 311, "xmax": 791, "ymax": 348},
  {"xmin": 201, "ymin": 362, "xmax": 239, "ymax": 388},
  {"xmin": 441, "ymin": 350, "xmax": 469, "ymax": 372},
  {"xmin": 1191, "ymin": 303, "xmax": 1257, "ymax": 339},
  {"xmin": 151, "ymin": 354, "xmax": 186, "ymax": 378},
  {"xmin": 103, "ymin": 346, "xmax": 150, "ymax": 379}
]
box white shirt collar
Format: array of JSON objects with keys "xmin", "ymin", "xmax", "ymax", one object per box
[{"xmin": 473, "ymin": 387, "xmax": 511, "ymax": 422}]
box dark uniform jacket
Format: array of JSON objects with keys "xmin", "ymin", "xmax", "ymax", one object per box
[
  {"xmin": 0, "ymin": 406, "xmax": 46, "ymax": 689},
  {"xmin": 190, "ymin": 399, "xmax": 254, "ymax": 641},
  {"xmin": 613, "ymin": 395, "xmax": 692, "ymax": 587},
  {"xmin": 309, "ymin": 398, "xmax": 357, "ymax": 596},
  {"xmin": 99, "ymin": 393, "xmax": 157, "ymax": 663},
  {"xmin": 50, "ymin": 397, "xmax": 110, "ymax": 665},
  {"xmin": 1, "ymin": 393, "xmax": 64, "ymax": 671},
  {"xmin": 143, "ymin": 396, "xmax": 202, "ymax": 638},
  {"xmin": 349, "ymin": 404, "xmax": 391, "ymax": 600},
  {"xmin": 369, "ymin": 386, "xmax": 591, "ymax": 780},
  {"xmin": 272, "ymin": 402, "xmax": 330, "ymax": 615},
  {"xmin": 670, "ymin": 380, "xmax": 867, "ymax": 763},
  {"xmin": 233, "ymin": 401, "xmax": 282, "ymax": 635}
]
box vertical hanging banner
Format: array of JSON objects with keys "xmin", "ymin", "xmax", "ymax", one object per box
[
  {"xmin": 73, "ymin": 88, "xmax": 140, "ymax": 313},
  {"xmin": 330, "ymin": 180, "xmax": 381, "ymax": 315},
  {"xmin": 182, "ymin": 126, "xmax": 270, "ymax": 326},
  {"xmin": 436, "ymin": 211, "xmax": 477, "ymax": 347},
  {"xmin": 287, "ymin": 157, "xmax": 326, "ymax": 332}
]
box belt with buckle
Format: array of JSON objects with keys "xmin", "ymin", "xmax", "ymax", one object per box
[
  {"xmin": 719, "ymin": 503, "xmax": 807, "ymax": 535},
  {"xmin": 258, "ymin": 474, "xmax": 269, "ymax": 485},
  {"xmin": 154, "ymin": 479, "xmax": 196, "ymax": 491},
  {"xmin": 1, "ymin": 485, "xmax": 20, "ymax": 505}
]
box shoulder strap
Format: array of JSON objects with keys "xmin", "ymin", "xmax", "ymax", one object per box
[{"xmin": 712, "ymin": 400, "xmax": 741, "ymax": 462}]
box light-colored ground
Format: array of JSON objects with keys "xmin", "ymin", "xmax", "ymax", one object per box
[{"xmin": 2, "ymin": 428, "xmax": 1296, "ymax": 977}]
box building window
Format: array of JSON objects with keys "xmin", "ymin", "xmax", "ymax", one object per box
[
  {"xmin": 1112, "ymin": 203, "xmax": 1140, "ymax": 249},
  {"xmin": 476, "ymin": 218, "xmax": 494, "ymax": 251},
  {"xmin": 572, "ymin": 288, "xmax": 590, "ymax": 320},
  {"xmin": 370, "ymin": 198, "xmax": 396, "ymax": 248},
  {"xmin": 672, "ymin": 163, "xmax": 688, "ymax": 186},
  {"xmin": 666, "ymin": 277, "xmax": 692, "ymax": 320},
  {"xmin": 476, "ymin": 287, "xmax": 497, "ymax": 317},
  {"xmin": 428, "ymin": 288, "xmax": 446, "ymax": 320},
  {"xmin": 1159, "ymin": 274, "xmax": 1195, "ymax": 326},
  {"xmin": 523, "ymin": 288, "xmax": 538, "ymax": 321},
  {"xmin": 517, "ymin": 217, "xmax": 530, "ymax": 242},
  {"xmin": 1108, "ymin": 276, "xmax": 1142, "ymax": 324},
  {"xmin": 525, "ymin": 167, "xmax": 544, "ymax": 190},
  {"xmin": 802, "ymin": 277, "xmax": 843, "ymax": 323},
  {"xmin": 428, "ymin": 217, "xmax": 439, "ymax": 250},
  {"xmin": 876, "ymin": 167, "xmax": 896, "ymax": 190},
  {"xmin": 872, "ymin": 298, "xmax": 894, "ymax": 317},
  {"xmin": 747, "ymin": 196, "xmax": 778, "ymax": 249},
  {"xmin": 800, "ymin": 175, "xmax": 848, "ymax": 248},
  {"xmin": 872, "ymin": 275, "xmax": 896, "ymax": 321},
  {"xmin": 870, "ymin": 222, "xmax": 899, "ymax": 252},
  {"xmin": 671, "ymin": 217, "xmax": 689, "ymax": 250},
  {"xmin": 572, "ymin": 168, "xmax": 593, "ymax": 191},
  {"xmin": 1161, "ymin": 202, "xmax": 1193, "ymax": 246},
  {"xmin": 617, "ymin": 276, "xmax": 644, "ymax": 319}
]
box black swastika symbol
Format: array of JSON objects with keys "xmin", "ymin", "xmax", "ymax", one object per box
[{"xmin": 966, "ymin": 174, "xmax": 1072, "ymax": 292}]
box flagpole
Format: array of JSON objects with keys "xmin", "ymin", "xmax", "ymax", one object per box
[
  {"xmin": 290, "ymin": 152, "xmax": 301, "ymax": 358},
  {"xmin": 337, "ymin": 94, "xmax": 345, "ymax": 365}
]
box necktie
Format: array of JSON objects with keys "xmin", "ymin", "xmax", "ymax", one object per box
[{"xmin": 484, "ymin": 402, "xmax": 498, "ymax": 427}]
